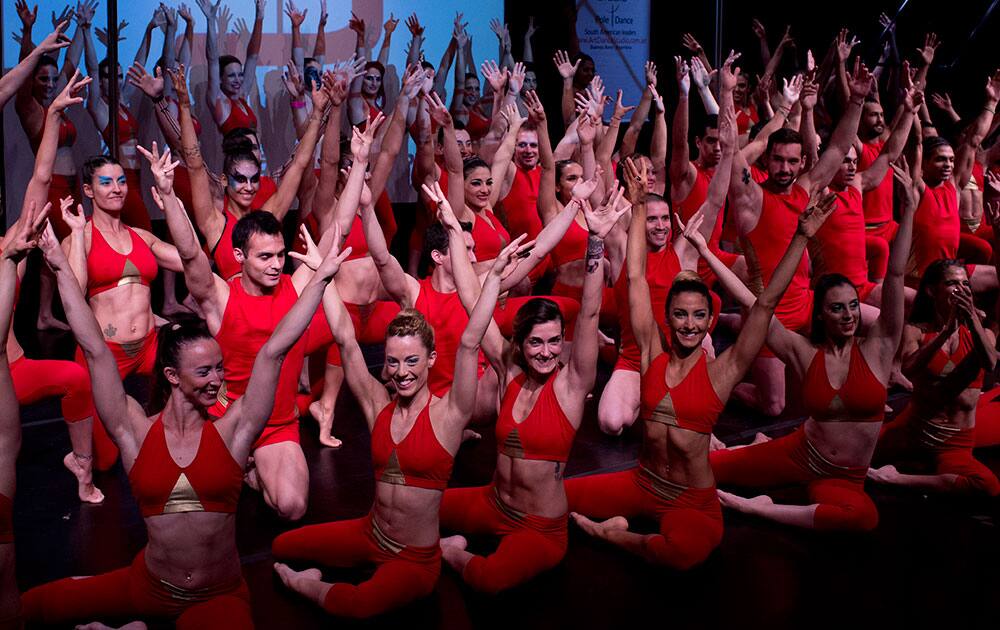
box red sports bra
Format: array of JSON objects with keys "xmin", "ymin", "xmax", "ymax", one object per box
[
  {"xmin": 371, "ymin": 400, "xmax": 454, "ymax": 491},
  {"xmin": 219, "ymin": 96, "xmax": 258, "ymax": 135},
  {"xmin": 28, "ymin": 110, "xmax": 76, "ymax": 152},
  {"xmin": 802, "ymin": 342, "xmax": 886, "ymax": 422},
  {"xmin": 127, "ymin": 417, "xmax": 243, "ymax": 518},
  {"xmin": 640, "ymin": 350, "xmax": 723, "ymax": 434},
  {"xmin": 470, "ymin": 209, "xmax": 510, "ymax": 262},
  {"xmin": 100, "ymin": 104, "xmax": 138, "ymax": 147},
  {"xmin": 550, "ymin": 215, "xmax": 589, "ymax": 268},
  {"xmin": 496, "ymin": 368, "xmax": 577, "ymax": 463},
  {"xmin": 167, "ymin": 96, "xmax": 203, "ymax": 135},
  {"xmin": 86, "ymin": 223, "xmax": 158, "ymax": 299},
  {"xmin": 0, "ymin": 492, "xmax": 12, "ymax": 544},
  {"xmin": 922, "ymin": 325, "xmax": 984, "ymax": 390}
]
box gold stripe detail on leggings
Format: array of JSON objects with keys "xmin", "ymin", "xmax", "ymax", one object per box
[
  {"xmin": 638, "ymin": 466, "xmax": 686, "ymax": 501},
  {"xmin": 489, "ymin": 487, "xmax": 527, "ymax": 523},
  {"xmin": 371, "ymin": 518, "xmax": 405, "ymax": 555}
]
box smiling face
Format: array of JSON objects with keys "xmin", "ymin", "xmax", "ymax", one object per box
[
  {"xmin": 84, "ymin": 163, "xmax": 128, "ymax": 212},
  {"xmin": 165, "ymin": 338, "xmax": 225, "ymax": 408},
  {"xmin": 766, "ymin": 142, "xmax": 804, "ymax": 189},
  {"xmin": 455, "ymin": 129, "xmax": 474, "ymax": 159},
  {"xmin": 667, "ymin": 291, "xmax": 710, "ymax": 350},
  {"xmin": 832, "ymin": 146, "xmax": 859, "ymax": 189},
  {"xmin": 923, "ymin": 144, "xmax": 955, "ymax": 185},
  {"xmin": 221, "ymin": 61, "xmax": 244, "ymax": 96},
  {"xmin": 860, "ymin": 102, "xmax": 885, "ymax": 139},
  {"xmin": 362, "ymin": 68, "xmax": 383, "ymax": 97},
  {"xmin": 514, "ymin": 129, "xmax": 539, "ymax": 170},
  {"xmin": 383, "ymin": 335, "xmax": 435, "ymax": 398},
  {"xmin": 819, "ymin": 283, "xmax": 861, "ymax": 341},
  {"xmin": 235, "ymin": 231, "xmax": 285, "ymax": 289},
  {"xmin": 646, "ymin": 198, "xmax": 672, "ymax": 250},
  {"xmin": 100, "ymin": 65, "xmax": 124, "ymax": 100},
  {"xmin": 464, "ymin": 166, "xmax": 493, "ymax": 210},
  {"xmin": 929, "ymin": 265, "xmax": 971, "ymax": 315},
  {"xmin": 520, "ymin": 320, "xmax": 564, "ymax": 377},
  {"xmin": 734, "ymin": 75, "xmax": 750, "ymax": 105},
  {"xmin": 464, "ymin": 76, "xmax": 481, "ymax": 107},
  {"xmin": 33, "ymin": 63, "xmax": 59, "ymax": 102},
  {"xmin": 556, "ymin": 162, "xmax": 583, "ymax": 203},
  {"xmin": 225, "ymin": 160, "xmax": 261, "ymax": 209}
]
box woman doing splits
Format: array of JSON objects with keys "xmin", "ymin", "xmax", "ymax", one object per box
[
  {"xmin": 436, "ymin": 183, "xmax": 626, "ymax": 592},
  {"xmin": 707, "ymin": 165, "xmax": 915, "ymax": 531},
  {"xmin": 21, "ymin": 192, "xmax": 350, "ymax": 627},
  {"xmin": 565, "ymin": 154, "xmax": 813, "ymax": 569},
  {"xmin": 271, "ymin": 234, "xmax": 522, "ymax": 617}
]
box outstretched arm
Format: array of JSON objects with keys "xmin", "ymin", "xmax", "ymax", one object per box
[
  {"xmin": 198, "ymin": 0, "xmax": 224, "ymax": 118},
  {"xmin": 669, "ymin": 57, "xmax": 697, "ymax": 204},
  {"xmin": 623, "ymin": 159, "xmax": 659, "ymax": 368},
  {"xmin": 861, "ymin": 89, "xmax": 920, "ymax": 190},
  {"xmin": 954, "ymin": 72, "xmax": 1000, "ymax": 190},
  {"xmin": 241, "ymin": 0, "xmax": 264, "ymax": 99},
  {"xmin": 1, "ymin": 22, "xmax": 70, "ymax": 108}
]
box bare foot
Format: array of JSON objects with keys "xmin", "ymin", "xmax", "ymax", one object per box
[
  {"xmin": 709, "ymin": 434, "xmax": 727, "ymax": 451},
  {"xmin": 439, "ymin": 534, "xmax": 468, "ymax": 553},
  {"xmin": 75, "ymin": 622, "xmax": 147, "ymax": 630},
  {"xmin": 890, "ymin": 368, "xmax": 912, "ymax": 392},
  {"xmin": 866, "ymin": 464, "xmax": 899, "ymax": 485},
  {"xmin": 570, "ymin": 512, "xmax": 629, "ymax": 539},
  {"xmin": 274, "ymin": 562, "xmax": 323, "ymax": 594},
  {"xmin": 37, "ymin": 314, "xmax": 71, "ymax": 332},
  {"xmin": 717, "ymin": 489, "xmax": 773, "ymax": 515},
  {"xmin": 63, "ymin": 453, "xmax": 104, "ymax": 504},
  {"xmin": 751, "ymin": 432, "xmax": 771, "ymax": 445},
  {"xmin": 245, "ymin": 456, "xmax": 261, "ymax": 491},
  {"xmin": 598, "ymin": 330, "xmax": 615, "ymax": 345},
  {"xmin": 308, "ymin": 401, "xmax": 343, "ymax": 449},
  {"xmin": 462, "ymin": 429, "xmax": 482, "ymax": 443}
]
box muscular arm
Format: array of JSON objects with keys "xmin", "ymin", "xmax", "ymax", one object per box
[
  {"xmin": 361, "ymin": 201, "xmax": 419, "ymax": 306},
  {"xmin": 626, "ymin": 195, "xmax": 659, "ymax": 367},
  {"xmin": 621, "ymin": 86, "xmax": 653, "ymax": 158},
  {"xmin": 869, "ymin": 174, "xmax": 916, "ymax": 356},
  {"xmin": 861, "ymin": 104, "xmax": 916, "ymax": 191},
  {"xmin": 311, "ymin": 101, "xmax": 343, "ymax": 228},
  {"xmin": 177, "ymin": 84, "xmax": 224, "ymax": 245},
  {"xmin": 669, "ymin": 90, "xmax": 697, "ymax": 204},
  {"xmin": 261, "ymin": 106, "xmax": 326, "ymax": 220},
  {"xmin": 81, "ymin": 23, "xmax": 109, "ymax": 133},
  {"xmin": 565, "ymin": 231, "xmax": 603, "ymax": 396},
  {"xmin": 800, "ymin": 94, "xmax": 865, "ymax": 193},
  {"xmin": 955, "ymin": 86, "xmax": 998, "ymax": 189},
  {"xmin": 241, "ymin": 2, "xmax": 264, "ymax": 99}
]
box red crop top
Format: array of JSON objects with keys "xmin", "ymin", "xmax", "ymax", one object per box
[
  {"xmin": 371, "ymin": 400, "xmax": 454, "ymax": 491},
  {"xmin": 496, "ymin": 368, "xmax": 577, "ymax": 463},
  {"xmin": 470, "ymin": 209, "xmax": 510, "ymax": 262},
  {"xmin": 550, "ymin": 216, "xmax": 589, "ymax": 269},
  {"xmin": 100, "ymin": 105, "xmax": 138, "ymax": 147},
  {"xmin": 923, "ymin": 325, "xmax": 984, "ymax": 390},
  {"xmin": 219, "ymin": 96, "xmax": 258, "ymax": 135},
  {"xmin": 86, "ymin": 223, "xmax": 158, "ymax": 299},
  {"xmin": 640, "ymin": 350, "xmax": 723, "ymax": 434},
  {"xmin": 27, "ymin": 110, "xmax": 76, "ymax": 152},
  {"xmin": 802, "ymin": 342, "xmax": 886, "ymax": 422},
  {"xmin": 0, "ymin": 492, "xmax": 12, "ymax": 544},
  {"xmin": 127, "ymin": 417, "xmax": 243, "ymax": 517}
]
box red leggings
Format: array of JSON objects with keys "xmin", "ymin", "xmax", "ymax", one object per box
[
  {"xmin": 975, "ymin": 387, "xmax": 1000, "ymax": 447},
  {"xmin": 710, "ymin": 428, "xmax": 879, "ymax": 531},
  {"xmin": 11, "ymin": 356, "xmax": 94, "ymax": 422},
  {"xmin": 564, "ymin": 466, "xmax": 723, "ymax": 569},
  {"xmin": 865, "ymin": 220, "xmax": 898, "ymax": 281},
  {"xmin": 440, "ymin": 485, "xmax": 567, "ymax": 593},
  {"xmin": 272, "ymin": 514, "xmax": 441, "ymax": 618},
  {"xmin": 876, "ymin": 406, "xmax": 1000, "ymax": 496},
  {"xmin": 75, "ymin": 333, "xmax": 158, "ymax": 471},
  {"xmin": 20, "ymin": 549, "xmax": 252, "ymax": 629},
  {"xmin": 958, "ymin": 232, "xmax": 993, "ymax": 265}
]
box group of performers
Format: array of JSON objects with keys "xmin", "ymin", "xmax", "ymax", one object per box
[{"xmin": 2, "ymin": 2, "xmax": 1000, "ymax": 627}]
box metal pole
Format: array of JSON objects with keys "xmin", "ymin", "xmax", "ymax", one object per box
[
  {"xmin": 1, "ymin": 2, "xmax": 7, "ymax": 230},
  {"xmin": 107, "ymin": 0, "xmax": 119, "ymax": 159},
  {"xmin": 713, "ymin": 0, "xmax": 723, "ymax": 69}
]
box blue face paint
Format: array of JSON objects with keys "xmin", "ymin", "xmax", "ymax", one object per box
[
  {"xmin": 116, "ymin": 176, "xmax": 127, "ymax": 185},
  {"xmin": 97, "ymin": 176, "xmax": 113, "ymax": 185}
]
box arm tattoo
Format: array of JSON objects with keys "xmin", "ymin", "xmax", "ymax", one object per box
[
  {"xmin": 103, "ymin": 323, "xmax": 117, "ymax": 338},
  {"xmin": 742, "ymin": 168, "xmax": 751, "ymax": 185},
  {"xmin": 585, "ymin": 234, "xmax": 604, "ymax": 274}
]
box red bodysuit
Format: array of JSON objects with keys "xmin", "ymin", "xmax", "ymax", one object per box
[
  {"xmin": 736, "ymin": 105, "xmax": 758, "ymax": 135},
  {"xmin": 100, "ymin": 104, "xmax": 138, "ymax": 147},
  {"xmin": 908, "ymin": 180, "xmax": 959, "ymax": 283},
  {"xmin": 742, "ymin": 183, "xmax": 812, "ymax": 331},
  {"xmin": 219, "ymin": 96, "xmax": 258, "ymax": 134},
  {"xmin": 499, "ymin": 165, "xmax": 543, "ymax": 240},
  {"xmin": 413, "ymin": 278, "xmax": 484, "ymax": 395},
  {"xmin": 128, "ymin": 417, "xmax": 243, "ymax": 517},
  {"xmin": 676, "ymin": 162, "xmax": 740, "ymax": 282},
  {"xmin": 810, "ymin": 186, "xmax": 876, "ymax": 300},
  {"xmin": 27, "ymin": 109, "xmax": 76, "ymax": 152},
  {"xmin": 801, "ymin": 342, "xmax": 886, "ymax": 422},
  {"xmin": 371, "ymin": 400, "xmax": 454, "ymax": 490},
  {"xmin": 470, "ymin": 210, "xmax": 510, "ymax": 262},
  {"xmin": 496, "ymin": 369, "xmax": 577, "ymax": 462},
  {"xmin": 211, "ymin": 209, "xmax": 243, "ymax": 280},
  {"xmin": 859, "ymin": 140, "xmax": 894, "ymax": 227},
  {"xmin": 214, "ymin": 275, "xmax": 307, "ymax": 448},
  {"xmin": 86, "ymin": 223, "xmax": 158, "ymax": 299},
  {"xmin": 640, "ymin": 350, "xmax": 724, "ymax": 434},
  {"xmin": 549, "ymin": 217, "xmax": 589, "ymax": 269}
]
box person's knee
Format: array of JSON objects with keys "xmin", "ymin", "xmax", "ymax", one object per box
[
  {"xmin": 643, "ymin": 533, "xmax": 715, "ymax": 570},
  {"xmin": 954, "ymin": 472, "xmax": 1000, "ymax": 497},
  {"xmin": 759, "ymin": 390, "xmax": 786, "ymax": 418},
  {"xmin": 598, "ymin": 402, "xmax": 634, "ymax": 436},
  {"xmin": 814, "ymin": 502, "xmax": 879, "ymax": 532},
  {"xmin": 272, "ymin": 490, "xmax": 308, "ymax": 521}
]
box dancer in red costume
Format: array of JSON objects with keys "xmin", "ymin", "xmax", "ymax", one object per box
[
  {"xmin": 727, "ymin": 58, "xmax": 877, "ymax": 417},
  {"xmin": 707, "ymin": 163, "xmax": 915, "ymax": 530},
  {"xmin": 904, "ymin": 72, "xmax": 1000, "ymax": 292},
  {"xmin": 0, "ymin": 202, "xmax": 50, "ymax": 627},
  {"xmin": 869, "ymin": 256, "xmax": 999, "ymax": 495},
  {"xmin": 5, "ymin": 75, "xmax": 104, "ymax": 503},
  {"xmin": 172, "ymin": 64, "xmax": 326, "ymax": 280},
  {"xmin": 199, "ymin": 0, "xmax": 262, "ymax": 133},
  {"xmin": 434, "ymin": 179, "xmax": 626, "ymax": 591},
  {"xmin": 565, "ymin": 154, "xmax": 811, "ymax": 568},
  {"xmin": 271, "ymin": 238, "xmax": 512, "ymax": 618},
  {"xmin": 22, "ymin": 198, "xmax": 348, "ymax": 628}
]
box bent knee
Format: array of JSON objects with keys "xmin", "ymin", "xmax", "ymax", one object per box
[
  {"xmin": 271, "ymin": 493, "xmax": 308, "ymax": 521},
  {"xmin": 598, "ymin": 408, "xmax": 634, "ymax": 436},
  {"xmin": 760, "ymin": 397, "xmax": 786, "ymax": 418},
  {"xmin": 954, "ymin": 474, "xmax": 1000, "ymax": 497},
  {"xmin": 643, "ymin": 532, "xmax": 718, "ymax": 571},
  {"xmin": 814, "ymin": 503, "xmax": 879, "ymax": 532}
]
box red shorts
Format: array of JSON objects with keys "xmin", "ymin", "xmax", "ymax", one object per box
[
  {"xmin": 208, "ymin": 396, "xmax": 302, "ymax": 450},
  {"xmin": 11, "ymin": 356, "xmax": 94, "ymax": 422},
  {"xmin": 21, "ymin": 548, "xmax": 252, "ymax": 628},
  {"xmin": 865, "ymin": 220, "xmax": 898, "ymax": 244}
]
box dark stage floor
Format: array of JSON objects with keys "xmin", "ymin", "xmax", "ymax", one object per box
[{"xmin": 10, "ymin": 328, "xmax": 1000, "ymax": 630}]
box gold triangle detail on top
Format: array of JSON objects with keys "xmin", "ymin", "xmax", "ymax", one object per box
[
  {"xmin": 649, "ymin": 392, "xmax": 679, "ymax": 426},
  {"xmin": 380, "ymin": 449, "xmax": 406, "ymax": 485},
  {"xmin": 163, "ymin": 472, "xmax": 205, "ymax": 514},
  {"xmin": 941, "ymin": 360, "xmax": 956, "ymax": 376},
  {"xmin": 828, "ymin": 393, "xmax": 847, "ymax": 414},
  {"xmin": 502, "ymin": 427, "xmax": 525, "ymax": 458},
  {"xmin": 117, "ymin": 259, "xmax": 142, "ymax": 288}
]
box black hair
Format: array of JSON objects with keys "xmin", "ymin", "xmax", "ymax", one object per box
[
  {"xmin": 437, "ymin": 120, "xmax": 467, "ymax": 145},
  {"xmin": 748, "ymin": 118, "xmax": 769, "ymax": 142},
  {"xmin": 809, "ymin": 273, "xmax": 859, "ymax": 344},
  {"xmin": 232, "ymin": 210, "xmax": 282, "ymax": 252},
  {"xmin": 462, "ymin": 156, "xmax": 491, "ymax": 179},
  {"xmin": 420, "ymin": 60, "xmax": 435, "ymax": 71},
  {"xmin": 922, "ymin": 135, "xmax": 952, "ymax": 159},
  {"xmin": 34, "ymin": 54, "xmax": 58, "ymax": 73},
  {"xmin": 222, "ymin": 127, "xmax": 260, "ymax": 156},
  {"xmin": 97, "ymin": 58, "xmax": 119, "ymax": 80},
  {"xmin": 765, "ymin": 128, "xmax": 804, "ymax": 154},
  {"xmin": 575, "ymin": 53, "xmax": 595, "ymax": 66},
  {"xmin": 910, "ymin": 258, "xmax": 966, "ymax": 325},
  {"xmin": 465, "ymin": 72, "xmax": 480, "ymax": 82},
  {"xmin": 82, "ymin": 155, "xmax": 122, "ymax": 185},
  {"xmin": 666, "ymin": 271, "xmax": 714, "ymax": 321},
  {"xmin": 422, "ymin": 220, "xmax": 473, "ymax": 262},
  {"xmin": 219, "ymin": 54, "xmax": 242, "ymax": 76},
  {"xmin": 151, "ymin": 314, "xmax": 215, "ymax": 412},
  {"xmin": 511, "ymin": 298, "xmax": 565, "ymax": 371},
  {"xmin": 363, "ymin": 61, "xmax": 386, "ymax": 106},
  {"xmin": 697, "ymin": 114, "xmax": 719, "ymax": 139},
  {"xmin": 222, "ymin": 152, "xmax": 261, "ymax": 179}
]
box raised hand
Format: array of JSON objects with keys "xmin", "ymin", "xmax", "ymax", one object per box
[
  {"xmin": 348, "ymin": 12, "xmax": 365, "ymax": 37},
  {"xmin": 4, "ymin": 201, "xmax": 50, "ymax": 263},
  {"xmin": 719, "ymin": 50, "xmax": 741, "ymax": 92},
  {"xmin": 508, "ymin": 62, "xmax": 526, "ymax": 94},
  {"xmin": 835, "ymin": 28, "xmax": 859, "ymax": 63},
  {"xmin": 553, "ymin": 50, "xmax": 580, "ymax": 80},
  {"xmin": 526, "ymin": 16, "xmax": 538, "ymax": 39},
  {"xmin": 282, "ymin": 61, "xmax": 305, "ymax": 99},
  {"xmin": 489, "ymin": 234, "xmax": 534, "ymax": 281},
  {"xmin": 425, "ymin": 91, "xmax": 453, "ymax": 127},
  {"xmin": 293, "ymin": 225, "xmax": 353, "ymax": 280},
  {"xmin": 847, "ymin": 58, "xmax": 874, "ymax": 100},
  {"xmin": 178, "ymin": 3, "xmax": 194, "ymax": 23},
  {"xmin": 902, "ymin": 86, "xmax": 924, "ymax": 113},
  {"xmin": 985, "ymin": 199, "xmax": 1000, "ymax": 231},
  {"xmin": 406, "ymin": 13, "xmax": 423, "ymax": 37},
  {"xmin": 421, "ymin": 180, "xmax": 461, "ymax": 231},
  {"xmin": 453, "ymin": 20, "xmax": 469, "ymax": 49},
  {"xmin": 800, "ymin": 75, "xmax": 819, "ymax": 110},
  {"xmin": 583, "ymin": 187, "xmax": 630, "ymax": 238},
  {"xmin": 929, "ymin": 92, "xmax": 954, "ymax": 111},
  {"xmin": 217, "ymin": 5, "xmax": 233, "ymax": 36},
  {"xmin": 796, "ymin": 191, "xmax": 837, "ymax": 238},
  {"xmin": 127, "ymin": 62, "xmax": 164, "ymax": 99},
  {"xmin": 51, "ymin": 5, "xmax": 73, "ymax": 31},
  {"xmin": 612, "ymin": 89, "xmax": 635, "ymax": 120},
  {"xmin": 39, "ymin": 221, "xmax": 70, "ymax": 272},
  {"xmin": 524, "ymin": 90, "xmax": 546, "ymax": 124},
  {"xmin": 916, "ymin": 32, "xmax": 940, "ymax": 66},
  {"xmin": 649, "ymin": 85, "xmax": 664, "ymax": 113},
  {"xmin": 986, "ymin": 69, "xmax": 1000, "ymax": 103},
  {"xmin": 499, "ymin": 102, "xmax": 527, "ymax": 133},
  {"xmin": 674, "ymin": 56, "xmax": 691, "ymax": 95},
  {"xmin": 15, "ymin": 0, "xmax": 37, "ymax": 28},
  {"xmin": 751, "ymin": 18, "xmax": 766, "ymax": 40},
  {"xmin": 96, "ymin": 20, "xmax": 129, "ymax": 47},
  {"xmin": 777, "ymin": 25, "xmax": 794, "ymax": 50},
  {"xmin": 37, "ymin": 21, "xmax": 71, "ymax": 55},
  {"xmin": 50, "ymin": 70, "xmax": 91, "ymax": 113},
  {"xmin": 284, "ymin": 1, "xmax": 306, "ymax": 28},
  {"xmin": 782, "ymin": 73, "xmax": 803, "ymax": 105},
  {"xmin": 400, "ymin": 64, "xmax": 424, "ymax": 99},
  {"xmin": 622, "ymin": 156, "xmax": 648, "ymax": 204},
  {"xmin": 166, "ymin": 63, "xmax": 190, "ymax": 106},
  {"xmin": 481, "ymin": 60, "xmax": 507, "ymax": 93},
  {"xmin": 195, "ymin": 0, "xmax": 219, "ymax": 19},
  {"xmin": 681, "ymin": 32, "xmax": 704, "ymax": 54},
  {"xmin": 74, "ymin": 0, "xmax": 97, "ymax": 28},
  {"xmin": 678, "ymin": 209, "xmax": 709, "ymax": 252},
  {"xmin": 690, "ymin": 56, "xmax": 715, "ymax": 90},
  {"xmin": 384, "ymin": 13, "xmax": 399, "ymax": 35},
  {"xmin": 576, "ymin": 112, "xmax": 597, "ymax": 145},
  {"xmin": 317, "ymin": 0, "xmax": 327, "ymax": 24},
  {"xmin": 137, "ymin": 141, "xmax": 180, "ymax": 194},
  {"xmin": 645, "ymin": 60, "xmax": 658, "ymax": 88},
  {"xmin": 351, "ymin": 112, "xmax": 386, "ymax": 162}
]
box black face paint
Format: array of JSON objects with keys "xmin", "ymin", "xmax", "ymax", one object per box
[
  {"xmin": 304, "ymin": 66, "xmax": 321, "ymax": 92},
  {"xmin": 228, "ymin": 172, "xmax": 261, "ymax": 186}
]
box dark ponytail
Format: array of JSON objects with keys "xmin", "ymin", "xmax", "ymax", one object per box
[{"xmin": 150, "ymin": 315, "xmax": 214, "ymax": 413}]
